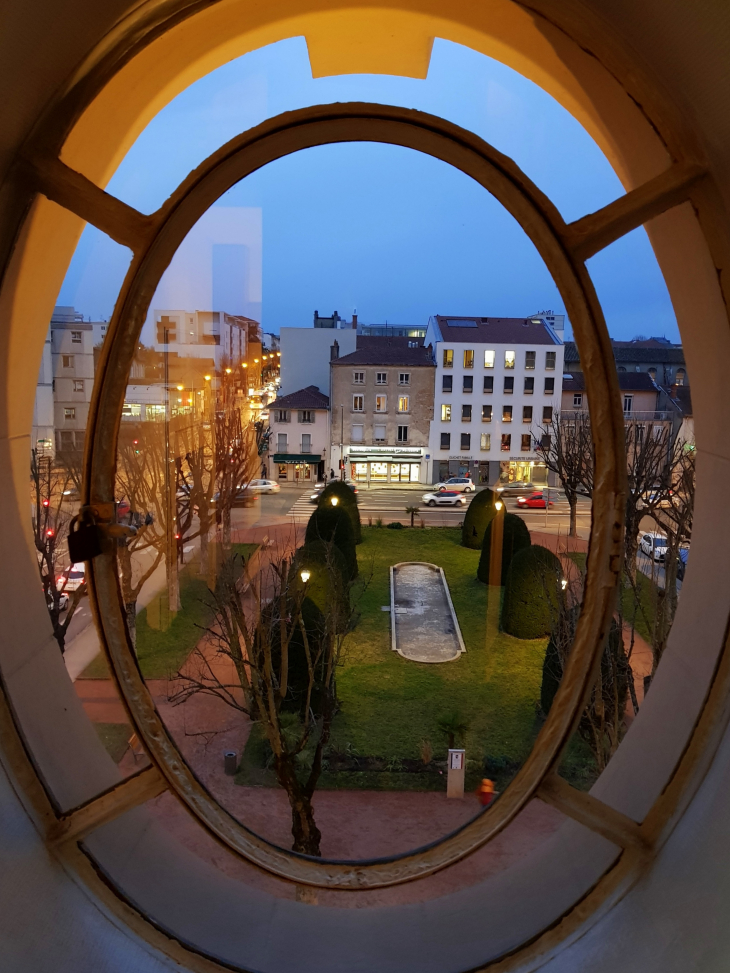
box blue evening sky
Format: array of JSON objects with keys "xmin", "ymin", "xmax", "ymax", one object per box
[{"xmin": 58, "ymin": 37, "xmax": 679, "ymax": 342}]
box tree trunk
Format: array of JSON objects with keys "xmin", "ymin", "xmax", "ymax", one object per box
[
  {"xmin": 222, "ymin": 504, "xmax": 232, "ymax": 553},
  {"xmin": 568, "ymin": 495, "xmax": 578, "ymax": 538},
  {"xmin": 199, "ymin": 520, "xmax": 210, "ymax": 577},
  {"xmin": 274, "ymin": 756, "xmax": 322, "ymax": 856}
]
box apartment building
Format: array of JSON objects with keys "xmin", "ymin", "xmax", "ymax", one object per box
[
  {"xmin": 424, "ymin": 315, "xmax": 564, "ymax": 486},
  {"xmin": 51, "ymin": 308, "xmax": 96, "ymax": 454},
  {"xmin": 329, "ymin": 337, "xmax": 435, "ymax": 484},
  {"xmin": 564, "ymin": 336, "xmax": 687, "ymax": 387},
  {"xmin": 268, "ymin": 386, "xmax": 329, "ymax": 482}
]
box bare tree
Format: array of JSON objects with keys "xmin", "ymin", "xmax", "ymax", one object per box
[
  {"xmin": 171, "ymin": 545, "xmax": 355, "ymax": 856},
  {"xmin": 115, "ymin": 426, "xmax": 169, "ymax": 645},
  {"xmin": 623, "ymin": 420, "xmax": 675, "ymax": 578},
  {"xmin": 30, "ymin": 449, "xmax": 86, "ymax": 653},
  {"xmin": 213, "ymin": 406, "xmax": 258, "ymax": 552},
  {"xmin": 176, "ymin": 420, "xmax": 216, "ymax": 577},
  {"xmin": 537, "ymin": 412, "xmax": 593, "ymax": 537}
]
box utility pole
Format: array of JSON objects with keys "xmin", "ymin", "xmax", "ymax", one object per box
[{"xmin": 340, "ymin": 404, "xmax": 344, "ymax": 480}]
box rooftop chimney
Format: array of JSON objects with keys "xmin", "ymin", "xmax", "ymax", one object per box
[{"xmin": 330, "ymin": 340, "xmax": 339, "ymax": 361}]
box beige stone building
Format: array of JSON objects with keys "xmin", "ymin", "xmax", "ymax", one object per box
[{"xmin": 329, "ymin": 337, "xmax": 435, "ymax": 484}]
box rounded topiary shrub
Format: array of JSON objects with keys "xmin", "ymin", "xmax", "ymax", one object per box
[
  {"xmin": 291, "ymin": 539, "xmax": 350, "ymax": 626},
  {"xmin": 305, "ymin": 504, "xmax": 358, "ymax": 581},
  {"xmin": 541, "ymin": 614, "xmax": 628, "ymax": 725},
  {"xmin": 318, "ymin": 481, "xmax": 361, "ymax": 543},
  {"xmin": 477, "ymin": 512, "xmax": 531, "ymax": 585},
  {"xmin": 501, "ymin": 544, "xmax": 563, "ymax": 639},
  {"xmin": 266, "ymin": 596, "xmax": 327, "ymax": 715},
  {"xmin": 461, "ymin": 487, "xmax": 497, "ymax": 550}
]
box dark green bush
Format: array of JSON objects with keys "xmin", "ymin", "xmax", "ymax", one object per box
[
  {"xmin": 266, "ymin": 596, "xmax": 328, "ymax": 716},
  {"xmin": 291, "ymin": 539, "xmax": 350, "ymax": 627},
  {"xmin": 386, "ymin": 521, "xmax": 405, "ymax": 529},
  {"xmin": 305, "ymin": 504, "xmax": 358, "ymax": 581},
  {"xmin": 461, "ymin": 488, "xmax": 497, "ymax": 550},
  {"xmin": 477, "ymin": 512, "xmax": 531, "ymax": 584},
  {"xmin": 318, "ymin": 481, "xmax": 362, "ymax": 543},
  {"xmin": 501, "ymin": 545, "xmax": 563, "ymax": 639}
]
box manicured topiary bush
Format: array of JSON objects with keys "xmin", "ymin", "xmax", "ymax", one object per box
[
  {"xmin": 477, "ymin": 512, "xmax": 531, "ymax": 584},
  {"xmin": 461, "ymin": 487, "xmax": 497, "ymax": 550},
  {"xmin": 291, "ymin": 539, "xmax": 350, "ymax": 626},
  {"xmin": 541, "ymin": 612, "xmax": 628, "ymax": 748},
  {"xmin": 305, "ymin": 504, "xmax": 358, "ymax": 581},
  {"xmin": 501, "ymin": 545, "xmax": 563, "ymax": 639},
  {"xmin": 318, "ymin": 481, "xmax": 362, "ymax": 543}
]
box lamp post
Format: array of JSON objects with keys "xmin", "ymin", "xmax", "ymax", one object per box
[{"xmin": 486, "ymin": 493, "xmax": 505, "ymax": 647}]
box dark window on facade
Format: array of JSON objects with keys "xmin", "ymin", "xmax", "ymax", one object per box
[
  {"xmin": 542, "ymin": 406, "xmax": 553, "ymax": 423},
  {"xmin": 460, "ymin": 433, "xmax": 471, "ymax": 451},
  {"xmin": 522, "ymin": 406, "xmax": 533, "ymax": 423},
  {"xmin": 521, "ymin": 434, "xmax": 532, "ymax": 451},
  {"xmin": 482, "ymin": 404, "xmax": 492, "ymax": 421},
  {"xmin": 544, "ymin": 377, "xmax": 555, "ymax": 393},
  {"xmin": 525, "ymin": 350, "xmax": 536, "ymax": 369},
  {"xmin": 463, "ymin": 375, "xmax": 473, "ymax": 392},
  {"xmin": 504, "ymin": 377, "xmax": 514, "ymax": 393},
  {"xmin": 275, "ymin": 409, "xmax": 290, "ymax": 422},
  {"xmin": 483, "ymin": 376, "xmax": 494, "ymax": 393},
  {"xmin": 298, "ymin": 410, "xmax": 314, "ymax": 423},
  {"xmin": 397, "ymin": 425, "xmax": 409, "ymax": 443},
  {"xmin": 462, "ymin": 404, "xmax": 472, "ymax": 421},
  {"xmin": 442, "ymin": 375, "xmax": 453, "ymax": 392},
  {"xmin": 545, "ymin": 351, "xmax": 556, "ymax": 370},
  {"xmin": 524, "ymin": 377, "xmax": 534, "ymax": 394},
  {"xmin": 440, "ymin": 432, "xmax": 451, "ymax": 449}
]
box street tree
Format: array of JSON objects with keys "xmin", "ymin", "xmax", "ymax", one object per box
[
  {"xmin": 30, "ymin": 448, "xmax": 86, "ymax": 654},
  {"xmin": 538, "ymin": 412, "xmax": 593, "ymax": 537}
]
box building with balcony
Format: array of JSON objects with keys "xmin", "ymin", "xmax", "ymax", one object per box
[
  {"xmin": 329, "ymin": 337, "xmax": 435, "ymax": 484},
  {"xmin": 564, "ymin": 336, "xmax": 687, "ymax": 387},
  {"xmin": 425, "ymin": 315, "xmax": 564, "ymax": 486},
  {"xmin": 268, "ymin": 385, "xmax": 329, "ymax": 483}
]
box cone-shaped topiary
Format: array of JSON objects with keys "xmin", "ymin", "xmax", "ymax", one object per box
[
  {"xmin": 461, "ymin": 487, "xmax": 497, "ymax": 549},
  {"xmin": 477, "ymin": 512, "xmax": 531, "ymax": 584},
  {"xmin": 318, "ymin": 481, "xmax": 361, "ymax": 543},
  {"xmin": 305, "ymin": 504, "xmax": 358, "ymax": 581},
  {"xmin": 501, "ymin": 544, "xmax": 564, "ymax": 639}
]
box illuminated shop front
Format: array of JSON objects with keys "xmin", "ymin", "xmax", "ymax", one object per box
[
  {"xmin": 272, "ymin": 452, "xmax": 324, "ymax": 482},
  {"xmin": 499, "ymin": 456, "xmax": 548, "ymax": 485},
  {"xmin": 346, "ymin": 446, "xmax": 424, "ymax": 484}
]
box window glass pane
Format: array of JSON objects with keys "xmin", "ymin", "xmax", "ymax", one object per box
[
  {"xmin": 524, "ymin": 377, "xmax": 534, "ymax": 393},
  {"xmin": 505, "ymin": 350, "xmax": 515, "ymax": 369},
  {"xmin": 443, "ymin": 349, "xmax": 453, "ymax": 368},
  {"xmin": 523, "ymin": 406, "xmax": 533, "ymax": 422},
  {"xmin": 463, "ymin": 349, "xmax": 474, "ymax": 368},
  {"xmin": 480, "ymin": 433, "xmax": 491, "ymax": 450},
  {"xmin": 482, "ymin": 404, "xmax": 492, "ymax": 421},
  {"xmin": 463, "ymin": 376, "xmax": 473, "ymax": 392},
  {"xmin": 503, "ymin": 405, "xmax": 513, "ymax": 421},
  {"xmin": 441, "ymin": 403, "xmax": 451, "ymax": 421},
  {"xmin": 440, "ymin": 433, "xmax": 451, "ymax": 449},
  {"xmin": 462, "ymin": 404, "xmax": 472, "ymax": 420},
  {"xmin": 544, "ymin": 378, "xmax": 555, "ymax": 393},
  {"xmin": 484, "ymin": 350, "xmax": 495, "ymax": 368},
  {"xmin": 525, "ymin": 350, "xmax": 536, "ymax": 369},
  {"xmin": 545, "ymin": 351, "xmax": 556, "ymax": 370},
  {"xmin": 483, "ymin": 376, "xmax": 493, "ymax": 393},
  {"xmin": 504, "ymin": 377, "xmax": 514, "ymax": 393},
  {"xmin": 442, "ymin": 375, "xmax": 453, "ymax": 392}
]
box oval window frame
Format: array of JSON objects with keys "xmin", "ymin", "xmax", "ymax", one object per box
[{"xmin": 82, "ymin": 102, "xmax": 626, "ymax": 889}]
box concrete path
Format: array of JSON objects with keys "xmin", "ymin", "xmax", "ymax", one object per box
[{"xmin": 391, "ymin": 562, "xmax": 465, "ymax": 663}]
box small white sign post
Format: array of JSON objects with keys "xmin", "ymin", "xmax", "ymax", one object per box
[{"xmin": 447, "ymin": 748, "xmax": 466, "ymax": 799}]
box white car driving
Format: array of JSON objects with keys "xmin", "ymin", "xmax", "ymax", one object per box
[
  {"xmin": 433, "ymin": 476, "xmax": 475, "ymax": 493},
  {"xmin": 422, "ymin": 490, "xmax": 467, "ymax": 507},
  {"xmin": 248, "ymin": 478, "xmax": 280, "ymax": 494}
]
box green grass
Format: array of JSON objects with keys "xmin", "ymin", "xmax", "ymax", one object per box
[
  {"xmin": 94, "ymin": 722, "xmax": 133, "ymax": 763},
  {"xmin": 79, "ymin": 542, "xmax": 258, "ymax": 679},
  {"xmin": 239, "ymin": 528, "xmax": 594, "ymax": 792},
  {"xmin": 567, "ymin": 550, "xmax": 659, "ymax": 644}
]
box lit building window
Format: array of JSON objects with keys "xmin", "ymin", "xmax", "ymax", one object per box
[
  {"xmin": 501, "ymin": 434, "xmax": 511, "ymax": 451},
  {"xmin": 353, "ymin": 395, "xmax": 364, "ymax": 412},
  {"xmin": 441, "ymin": 403, "xmax": 451, "ymax": 422},
  {"xmin": 397, "ymin": 395, "xmax": 410, "ymax": 412},
  {"xmin": 443, "ymin": 349, "xmax": 453, "ymax": 368},
  {"xmin": 375, "ymin": 395, "xmax": 387, "ymax": 412},
  {"xmin": 484, "ymin": 350, "xmax": 495, "ymax": 368},
  {"xmin": 463, "ymin": 349, "xmax": 474, "ymax": 368},
  {"xmin": 502, "ymin": 405, "xmax": 513, "ymax": 421},
  {"xmin": 505, "ymin": 350, "xmax": 516, "ymax": 369}
]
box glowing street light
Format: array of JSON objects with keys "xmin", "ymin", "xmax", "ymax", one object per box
[
  {"xmin": 300, "ymin": 570, "xmax": 311, "ymax": 583},
  {"xmin": 495, "ymin": 500, "xmax": 503, "ymax": 511},
  {"xmin": 176, "ymin": 384, "xmax": 183, "ymax": 391},
  {"xmin": 331, "ymin": 496, "xmax": 339, "ymax": 506},
  {"xmin": 254, "ymin": 358, "xmax": 259, "ymax": 363},
  {"xmin": 225, "ymin": 367, "xmax": 232, "ymax": 374},
  {"xmin": 242, "ymin": 362, "xmax": 248, "ymax": 368},
  {"xmin": 204, "ymin": 374, "xmax": 211, "ymax": 381},
  {"xmin": 561, "ymin": 578, "xmax": 568, "ymax": 590}
]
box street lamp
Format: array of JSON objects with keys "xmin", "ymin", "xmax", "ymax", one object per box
[
  {"xmin": 331, "ymin": 496, "xmax": 339, "ymax": 506},
  {"xmin": 300, "ymin": 570, "xmax": 311, "ymax": 583},
  {"xmin": 495, "ymin": 500, "xmax": 503, "ymax": 511},
  {"xmin": 204, "ymin": 374, "xmax": 211, "ymax": 381}
]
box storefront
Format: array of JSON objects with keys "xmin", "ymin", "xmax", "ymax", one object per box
[
  {"xmin": 272, "ymin": 453, "xmax": 325, "ymax": 483},
  {"xmin": 346, "ymin": 446, "xmax": 424, "ymax": 485},
  {"xmin": 499, "ymin": 457, "xmax": 548, "ymax": 485}
]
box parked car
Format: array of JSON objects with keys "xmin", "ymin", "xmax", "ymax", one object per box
[
  {"xmin": 422, "ymin": 490, "xmax": 467, "ymax": 507},
  {"xmin": 498, "ymin": 481, "xmax": 535, "ymax": 496},
  {"xmin": 639, "ymin": 532, "xmax": 668, "ymax": 562},
  {"xmin": 638, "ymin": 488, "xmax": 673, "ymax": 509},
  {"xmin": 248, "ymin": 478, "xmax": 280, "ymax": 494},
  {"xmin": 434, "ymin": 477, "xmax": 475, "ymax": 493},
  {"xmin": 516, "ymin": 491, "xmax": 555, "ymax": 509},
  {"xmin": 677, "ymin": 546, "xmax": 689, "ymax": 581},
  {"xmin": 58, "ymin": 563, "xmax": 86, "ymax": 592},
  {"xmin": 46, "ymin": 589, "xmax": 69, "ymax": 611},
  {"xmin": 309, "ymin": 481, "xmax": 358, "ymax": 503}
]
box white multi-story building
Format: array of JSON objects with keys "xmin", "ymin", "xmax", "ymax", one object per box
[
  {"xmin": 268, "ymin": 386, "xmax": 330, "ymax": 483},
  {"xmin": 424, "ymin": 315, "xmax": 564, "ymax": 486}
]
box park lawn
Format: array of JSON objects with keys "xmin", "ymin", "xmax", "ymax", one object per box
[
  {"xmin": 240, "ymin": 527, "xmax": 565, "ymax": 791},
  {"xmin": 94, "ymin": 722, "xmax": 133, "ymax": 763},
  {"xmin": 80, "ymin": 542, "xmax": 258, "ymax": 680}
]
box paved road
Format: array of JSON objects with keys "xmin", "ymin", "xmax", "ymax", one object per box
[{"xmin": 286, "ymin": 487, "xmax": 593, "ymax": 534}]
